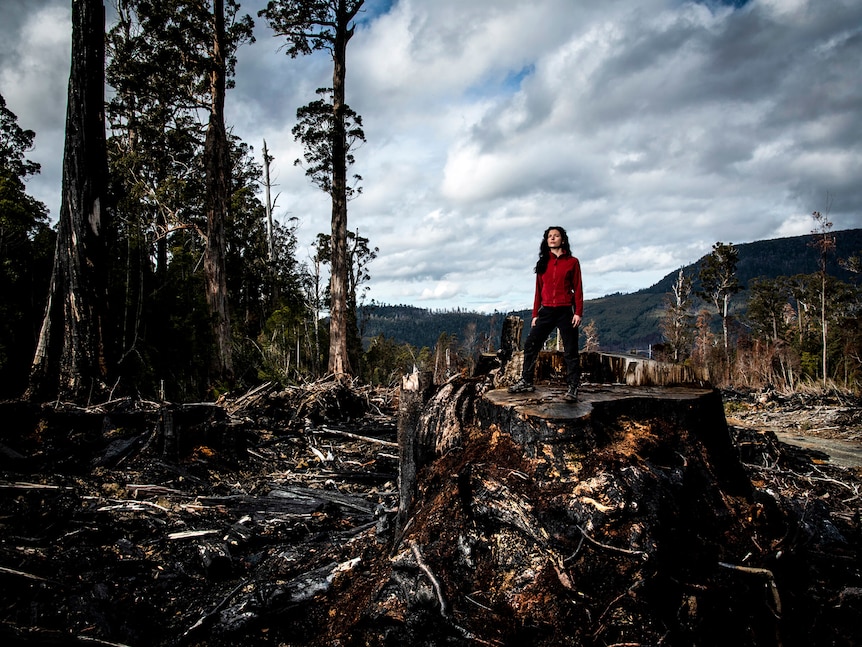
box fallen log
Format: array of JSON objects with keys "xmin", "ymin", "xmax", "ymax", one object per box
[
  {"xmin": 267, "ymin": 485, "xmax": 377, "ymax": 515},
  {"xmin": 0, "ymin": 623, "xmax": 135, "ymax": 647}
]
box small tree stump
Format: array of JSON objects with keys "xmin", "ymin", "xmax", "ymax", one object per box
[{"xmin": 397, "ymin": 369, "xmax": 432, "ymax": 532}]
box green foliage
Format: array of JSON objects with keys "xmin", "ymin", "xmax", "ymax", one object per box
[
  {"xmin": 361, "ymin": 334, "xmax": 427, "ymax": 386},
  {"xmin": 0, "ymin": 94, "xmax": 41, "ymax": 179},
  {"xmin": 698, "ymin": 242, "xmax": 741, "ymax": 313},
  {"xmin": 800, "ymin": 351, "xmax": 820, "ymax": 380},
  {"xmin": 256, "ymin": 306, "xmax": 306, "ymax": 383},
  {"xmin": 0, "ymin": 94, "xmax": 53, "ymax": 397},
  {"xmin": 745, "ymin": 276, "xmax": 791, "ymax": 342},
  {"xmin": 292, "ymin": 88, "xmax": 365, "ymax": 197},
  {"xmin": 259, "ymin": 0, "xmax": 365, "ymax": 58}
]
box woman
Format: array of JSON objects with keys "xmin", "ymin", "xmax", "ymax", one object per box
[{"xmin": 508, "ymin": 226, "xmax": 583, "ymax": 401}]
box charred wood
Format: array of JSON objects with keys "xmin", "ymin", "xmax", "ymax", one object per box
[{"xmin": 0, "ymin": 380, "xmax": 859, "ymax": 646}]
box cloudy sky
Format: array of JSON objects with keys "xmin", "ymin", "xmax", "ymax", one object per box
[{"xmin": 2, "ymin": 0, "xmax": 861, "ymax": 313}]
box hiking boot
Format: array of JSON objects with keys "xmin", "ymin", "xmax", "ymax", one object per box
[
  {"xmin": 508, "ymin": 378, "xmax": 535, "ymax": 393},
  {"xmin": 564, "ymin": 385, "xmax": 579, "ymax": 402}
]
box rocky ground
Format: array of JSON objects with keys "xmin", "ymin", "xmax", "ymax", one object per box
[{"xmin": 0, "ymin": 382, "xmax": 860, "ymax": 646}]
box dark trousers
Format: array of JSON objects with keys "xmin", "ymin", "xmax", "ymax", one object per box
[{"xmin": 522, "ymin": 306, "xmax": 580, "ymax": 387}]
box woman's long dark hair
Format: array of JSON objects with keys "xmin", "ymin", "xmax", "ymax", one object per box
[{"xmin": 535, "ymin": 226, "xmax": 571, "ymax": 274}]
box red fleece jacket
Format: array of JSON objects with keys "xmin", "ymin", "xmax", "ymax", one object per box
[{"xmin": 531, "ymin": 252, "xmax": 583, "ymax": 319}]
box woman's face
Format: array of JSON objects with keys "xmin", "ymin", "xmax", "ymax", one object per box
[{"xmin": 546, "ymin": 229, "xmax": 563, "ymax": 248}]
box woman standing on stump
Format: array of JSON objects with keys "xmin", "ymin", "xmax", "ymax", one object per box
[{"xmin": 509, "ymin": 226, "xmax": 583, "ymax": 401}]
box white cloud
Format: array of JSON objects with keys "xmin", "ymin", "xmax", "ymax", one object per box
[
  {"xmin": 419, "ymin": 280, "xmax": 462, "ymax": 301},
  {"xmin": 0, "ymin": 1, "xmax": 70, "ymax": 215},
  {"xmin": 3, "ymin": 0, "xmax": 862, "ymax": 315}
]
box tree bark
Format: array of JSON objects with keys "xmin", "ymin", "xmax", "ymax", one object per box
[
  {"xmin": 397, "ymin": 370, "xmax": 425, "ymax": 533},
  {"xmin": 326, "ymin": 0, "xmax": 354, "ymax": 377},
  {"xmin": 204, "ymin": 0, "xmax": 233, "ymax": 385},
  {"xmin": 29, "ymin": 0, "xmax": 110, "ymax": 402}
]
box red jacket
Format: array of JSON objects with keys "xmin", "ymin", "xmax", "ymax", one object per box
[{"xmin": 532, "ymin": 252, "xmax": 583, "ymax": 319}]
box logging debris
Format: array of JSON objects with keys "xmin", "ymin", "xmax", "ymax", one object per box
[{"xmin": 0, "ymin": 379, "xmax": 859, "ymax": 646}]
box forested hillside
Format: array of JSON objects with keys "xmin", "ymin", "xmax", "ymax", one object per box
[
  {"xmin": 362, "ymin": 228, "xmax": 862, "ymax": 353},
  {"xmin": 360, "ymin": 305, "xmax": 504, "ymax": 354}
]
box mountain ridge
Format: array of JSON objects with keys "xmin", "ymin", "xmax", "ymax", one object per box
[{"xmin": 361, "ymin": 228, "xmax": 862, "ymax": 352}]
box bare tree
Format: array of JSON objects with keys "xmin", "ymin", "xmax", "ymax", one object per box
[
  {"xmin": 660, "ymin": 268, "xmax": 694, "ymax": 362},
  {"xmin": 262, "ymin": 140, "xmax": 276, "ymax": 266},
  {"xmin": 581, "ymin": 320, "xmax": 600, "ymax": 353},
  {"xmin": 810, "ymin": 210, "xmax": 836, "ymax": 387},
  {"xmin": 29, "ymin": 0, "xmax": 111, "ymax": 402}
]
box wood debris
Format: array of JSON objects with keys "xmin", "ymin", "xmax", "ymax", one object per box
[{"xmin": 0, "ymin": 378, "xmax": 859, "ymax": 646}]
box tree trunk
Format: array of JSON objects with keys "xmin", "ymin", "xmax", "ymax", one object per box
[
  {"xmin": 327, "ymin": 2, "xmax": 351, "ymax": 377},
  {"xmin": 28, "ymin": 0, "xmax": 110, "ymax": 402},
  {"xmin": 499, "ymin": 315, "xmax": 523, "ymax": 366},
  {"xmin": 204, "ymin": 0, "xmax": 233, "ymax": 386},
  {"xmin": 397, "ymin": 370, "xmax": 429, "ymax": 533},
  {"xmin": 821, "ymin": 272, "xmax": 827, "ymax": 387}
]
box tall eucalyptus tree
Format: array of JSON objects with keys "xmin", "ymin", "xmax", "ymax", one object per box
[
  {"xmin": 29, "ymin": 0, "xmax": 111, "ymax": 402},
  {"xmin": 260, "ymin": 0, "xmax": 366, "ymax": 376},
  {"xmin": 106, "ymin": 0, "xmax": 254, "ymax": 390}
]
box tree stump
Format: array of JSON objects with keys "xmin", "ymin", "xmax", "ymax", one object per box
[
  {"xmin": 327, "ymin": 377, "xmax": 811, "ymax": 646},
  {"xmin": 499, "ymin": 315, "xmax": 523, "ymax": 364}
]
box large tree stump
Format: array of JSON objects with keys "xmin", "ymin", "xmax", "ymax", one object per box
[
  {"xmin": 326, "ymin": 377, "xmax": 813, "ymax": 646},
  {"xmin": 479, "ymin": 383, "xmax": 749, "ymax": 493}
]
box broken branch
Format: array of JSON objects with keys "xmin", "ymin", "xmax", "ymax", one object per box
[
  {"xmin": 410, "ymin": 540, "xmax": 448, "ymax": 617},
  {"xmin": 315, "ymin": 425, "xmax": 399, "ymax": 448},
  {"xmin": 717, "ymin": 561, "xmax": 782, "ymax": 616},
  {"xmin": 572, "ymin": 525, "xmax": 648, "ymax": 561}
]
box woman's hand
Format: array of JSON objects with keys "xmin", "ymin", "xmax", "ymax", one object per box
[{"xmin": 572, "ymin": 314, "xmax": 581, "ymax": 327}]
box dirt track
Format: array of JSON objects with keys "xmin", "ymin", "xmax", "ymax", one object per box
[{"xmin": 725, "ymin": 390, "xmax": 862, "ymax": 469}]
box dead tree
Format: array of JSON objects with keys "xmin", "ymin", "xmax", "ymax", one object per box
[
  {"xmin": 29, "ymin": 0, "xmax": 111, "ymax": 402},
  {"xmin": 397, "ymin": 369, "xmax": 429, "ymax": 533}
]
